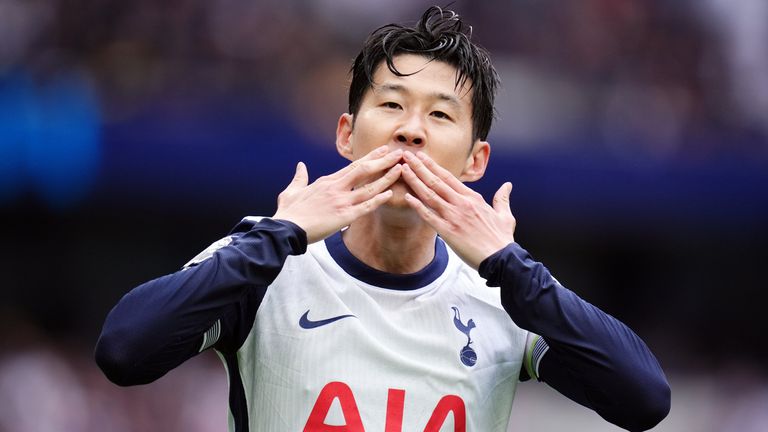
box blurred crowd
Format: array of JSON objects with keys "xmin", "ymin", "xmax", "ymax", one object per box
[
  {"xmin": 2, "ymin": 325, "xmax": 768, "ymax": 432},
  {"xmin": 1, "ymin": 1, "xmax": 767, "ymax": 431},
  {"xmin": 472, "ymin": 0, "xmax": 768, "ymax": 161},
  {"xmin": 1, "ymin": 0, "xmax": 766, "ymax": 161},
  {"xmin": 0, "ymin": 321, "xmax": 227, "ymax": 432}
]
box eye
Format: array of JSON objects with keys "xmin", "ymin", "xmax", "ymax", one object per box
[
  {"xmin": 382, "ymin": 102, "xmax": 402, "ymax": 109},
  {"xmin": 431, "ymin": 110, "xmax": 452, "ymax": 120}
]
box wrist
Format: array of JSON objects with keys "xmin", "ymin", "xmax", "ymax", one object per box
[{"xmin": 264, "ymin": 217, "xmax": 309, "ymax": 250}]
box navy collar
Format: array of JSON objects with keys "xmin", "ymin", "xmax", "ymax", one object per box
[{"xmin": 324, "ymin": 231, "xmax": 449, "ymax": 290}]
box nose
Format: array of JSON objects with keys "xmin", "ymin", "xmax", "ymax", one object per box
[{"xmin": 394, "ymin": 114, "xmax": 425, "ymax": 147}]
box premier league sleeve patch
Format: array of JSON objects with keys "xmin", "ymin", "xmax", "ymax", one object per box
[{"xmin": 183, "ymin": 235, "xmax": 236, "ymax": 269}]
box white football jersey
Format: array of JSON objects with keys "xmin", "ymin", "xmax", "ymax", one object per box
[{"xmin": 219, "ymin": 227, "xmax": 530, "ymax": 431}]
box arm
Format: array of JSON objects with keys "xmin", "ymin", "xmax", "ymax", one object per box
[
  {"xmin": 96, "ymin": 146, "xmax": 404, "ymax": 386},
  {"xmin": 480, "ymin": 244, "xmax": 670, "ymax": 432},
  {"xmin": 400, "ymin": 150, "xmax": 670, "ymax": 431},
  {"xmin": 94, "ymin": 218, "xmax": 307, "ymax": 386}
]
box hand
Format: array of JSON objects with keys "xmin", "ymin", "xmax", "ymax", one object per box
[
  {"xmin": 401, "ymin": 150, "xmax": 516, "ymax": 269},
  {"xmin": 273, "ymin": 146, "xmax": 403, "ymax": 243}
]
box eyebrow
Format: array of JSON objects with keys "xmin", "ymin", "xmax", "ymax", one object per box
[{"xmin": 375, "ymin": 83, "xmax": 463, "ymax": 110}]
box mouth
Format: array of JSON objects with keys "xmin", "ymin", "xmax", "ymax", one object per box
[{"xmin": 393, "ymin": 156, "xmax": 411, "ymax": 189}]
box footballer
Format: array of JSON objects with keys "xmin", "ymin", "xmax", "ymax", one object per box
[{"xmin": 96, "ymin": 6, "xmax": 670, "ymax": 431}]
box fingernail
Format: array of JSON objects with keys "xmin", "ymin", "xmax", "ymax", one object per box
[
  {"xmin": 376, "ymin": 145, "xmax": 388, "ymax": 155},
  {"xmin": 416, "ymin": 151, "xmax": 427, "ymax": 160}
]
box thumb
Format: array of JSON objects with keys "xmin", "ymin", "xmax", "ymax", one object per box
[
  {"xmin": 289, "ymin": 161, "xmax": 309, "ymax": 189},
  {"xmin": 492, "ymin": 182, "xmax": 513, "ymax": 214}
]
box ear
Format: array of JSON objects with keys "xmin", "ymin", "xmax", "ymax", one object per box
[
  {"xmin": 336, "ymin": 113, "xmax": 355, "ymax": 162},
  {"xmin": 459, "ymin": 140, "xmax": 490, "ymax": 182}
]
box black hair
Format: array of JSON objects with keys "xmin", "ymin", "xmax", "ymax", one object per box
[{"xmin": 348, "ymin": 6, "xmax": 499, "ymax": 141}]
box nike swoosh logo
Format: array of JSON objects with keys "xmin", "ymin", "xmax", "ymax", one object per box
[{"xmin": 299, "ymin": 310, "xmax": 356, "ymax": 329}]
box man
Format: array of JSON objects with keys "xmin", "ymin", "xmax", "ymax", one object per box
[{"xmin": 96, "ymin": 6, "xmax": 670, "ymax": 432}]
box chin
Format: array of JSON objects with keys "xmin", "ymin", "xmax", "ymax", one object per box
[{"xmin": 375, "ymin": 184, "xmax": 424, "ymax": 225}]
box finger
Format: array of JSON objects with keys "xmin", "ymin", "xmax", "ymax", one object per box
[
  {"xmin": 403, "ymin": 192, "xmax": 449, "ymax": 232},
  {"xmin": 348, "ymin": 189, "xmax": 394, "ymax": 218},
  {"xmin": 492, "ymin": 182, "xmax": 513, "ymax": 214},
  {"xmin": 328, "ymin": 145, "xmax": 392, "ymax": 180},
  {"xmin": 350, "ymin": 164, "xmax": 402, "ymax": 201},
  {"xmin": 341, "ymin": 148, "xmax": 404, "ymax": 187},
  {"xmin": 402, "ymin": 151, "xmax": 457, "ymax": 203},
  {"xmin": 401, "ymin": 163, "xmax": 451, "ymax": 212},
  {"xmin": 415, "ymin": 151, "xmax": 467, "ymax": 193}
]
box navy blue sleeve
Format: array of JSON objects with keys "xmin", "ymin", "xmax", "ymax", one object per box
[
  {"xmin": 479, "ymin": 243, "xmax": 670, "ymax": 432},
  {"xmin": 94, "ymin": 218, "xmax": 307, "ymax": 386}
]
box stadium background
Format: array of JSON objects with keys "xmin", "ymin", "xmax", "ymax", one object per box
[{"xmin": 1, "ymin": 0, "xmax": 766, "ymax": 430}]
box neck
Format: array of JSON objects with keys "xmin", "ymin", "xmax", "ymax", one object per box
[{"xmin": 342, "ymin": 207, "xmax": 437, "ymax": 274}]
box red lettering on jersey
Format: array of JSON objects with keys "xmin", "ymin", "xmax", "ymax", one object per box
[
  {"xmin": 423, "ymin": 395, "xmax": 466, "ymax": 432},
  {"xmin": 305, "ymin": 383, "xmax": 467, "ymax": 432},
  {"xmin": 384, "ymin": 389, "xmax": 405, "ymax": 432},
  {"xmin": 304, "ymin": 382, "xmax": 365, "ymax": 432}
]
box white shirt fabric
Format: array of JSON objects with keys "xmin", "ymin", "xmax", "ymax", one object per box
[{"xmin": 222, "ymin": 230, "xmax": 529, "ymax": 431}]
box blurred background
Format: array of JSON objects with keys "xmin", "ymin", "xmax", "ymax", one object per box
[{"xmin": 1, "ymin": 0, "xmax": 766, "ymax": 430}]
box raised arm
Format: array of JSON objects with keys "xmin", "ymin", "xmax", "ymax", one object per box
[
  {"xmin": 94, "ymin": 218, "xmax": 307, "ymax": 386},
  {"xmin": 400, "ymin": 149, "xmax": 670, "ymax": 431},
  {"xmin": 96, "ymin": 146, "xmax": 404, "ymax": 386},
  {"xmin": 479, "ymin": 245, "xmax": 670, "ymax": 431}
]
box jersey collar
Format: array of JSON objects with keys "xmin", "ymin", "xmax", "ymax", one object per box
[{"xmin": 324, "ymin": 231, "xmax": 449, "ymax": 290}]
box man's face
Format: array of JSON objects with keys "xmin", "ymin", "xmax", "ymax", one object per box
[{"xmin": 336, "ymin": 54, "xmax": 489, "ymax": 207}]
